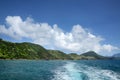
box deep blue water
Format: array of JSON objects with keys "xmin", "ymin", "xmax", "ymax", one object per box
[{"xmin": 0, "ymin": 60, "xmax": 120, "ymax": 80}]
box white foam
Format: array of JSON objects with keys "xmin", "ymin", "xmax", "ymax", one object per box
[
  {"xmin": 76, "ymin": 63, "xmax": 120, "ymax": 80},
  {"xmin": 52, "ymin": 62, "xmax": 83, "ymax": 80},
  {"xmin": 52, "ymin": 61, "xmax": 120, "ymax": 80},
  {"xmin": 64, "ymin": 62, "xmax": 83, "ymax": 80}
]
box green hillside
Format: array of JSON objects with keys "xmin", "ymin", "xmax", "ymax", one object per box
[
  {"xmin": 80, "ymin": 51, "xmax": 105, "ymax": 59},
  {"xmin": 0, "ymin": 39, "xmax": 53, "ymax": 59},
  {"xmin": 48, "ymin": 50, "xmax": 72, "ymax": 60},
  {"xmin": 0, "ymin": 39, "xmax": 110, "ymax": 60},
  {"xmin": 68, "ymin": 53, "xmax": 81, "ymax": 60}
]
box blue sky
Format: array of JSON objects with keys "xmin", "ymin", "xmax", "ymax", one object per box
[{"xmin": 0, "ymin": 0, "xmax": 120, "ymax": 55}]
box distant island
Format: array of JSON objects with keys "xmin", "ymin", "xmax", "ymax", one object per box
[
  {"xmin": 0, "ymin": 39, "xmax": 119, "ymax": 60},
  {"xmin": 112, "ymin": 53, "xmax": 120, "ymax": 60}
]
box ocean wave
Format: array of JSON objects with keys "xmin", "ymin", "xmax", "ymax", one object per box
[
  {"xmin": 53, "ymin": 61, "xmax": 120, "ymax": 80},
  {"xmin": 76, "ymin": 63, "xmax": 120, "ymax": 80},
  {"xmin": 53, "ymin": 62, "xmax": 88, "ymax": 80}
]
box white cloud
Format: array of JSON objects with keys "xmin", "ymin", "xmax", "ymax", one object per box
[
  {"xmin": 102, "ymin": 44, "xmax": 118, "ymax": 52},
  {"xmin": 0, "ymin": 16, "xmax": 119, "ymax": 54}
]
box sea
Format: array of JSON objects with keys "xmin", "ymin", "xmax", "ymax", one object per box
[{"xmin": 0, "ymin": 60, "xmax": 120, "ymax": 80}]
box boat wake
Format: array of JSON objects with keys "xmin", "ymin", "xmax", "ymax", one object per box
[{"xmin": 53, "ymin": 61, "xmax": 120, "ymax": 80}]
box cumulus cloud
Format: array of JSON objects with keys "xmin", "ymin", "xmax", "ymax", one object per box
[{"xmin": 0, "ymin": 16, "xmax": 119, "ymax": 54}]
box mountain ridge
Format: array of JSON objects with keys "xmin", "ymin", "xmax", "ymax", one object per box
[
  {"xmin": 112, "ymin": 53, "xmax": 120, "ymax": 60},
  {"xmin": 113, "ymin": 53, "xmax": 120, "ymax": 57},
  {"xmin": 0, "ymin": 39, "xmax": 115, "ymax": 60}
]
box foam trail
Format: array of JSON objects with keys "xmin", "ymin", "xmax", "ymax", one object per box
[
  {"xmin": 53, "ymin": 61, "xmax": 87, "ymax": 80},
  {"xmin": 64, "ymin": 62, "xmax": 83, "ymax": 80},
  {"xmin": 53, "ymin": 61, "xmax": 120, "ymax": 80},
  {"xmin": 76, "ymin": 63, "xmax": 120, "ymax": 80}
]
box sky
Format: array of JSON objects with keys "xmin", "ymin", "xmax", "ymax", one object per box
[{"xmin": 0, "ymin": 0, "xmax": 120, "ymax": 56}]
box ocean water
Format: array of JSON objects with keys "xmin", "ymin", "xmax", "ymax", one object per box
[{"xmin": 0, "ymin": 60, "xmax": 120, "ymax": 80}]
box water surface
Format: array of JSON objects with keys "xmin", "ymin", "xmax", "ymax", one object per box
[{"xmin": 0, "ymin": 60, "xmax": 120, "ymax": 80}]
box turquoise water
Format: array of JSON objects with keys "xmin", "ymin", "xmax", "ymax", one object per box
[{"xmin": 0, "ymin": 60, "xmax": 120, "ymax": 80}]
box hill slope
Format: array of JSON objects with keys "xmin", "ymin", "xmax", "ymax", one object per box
[
  {"xmin": 0, "ymin": 39, "xmax": 53, "ymax": 59},
  {"xmin": 68, "ymin": 53, "xmax": 82, "ymax": 60},
  {"xmin": 80, "ymin": 51, "xmax": 105, "ymax": 59},
  {"xmin": 0, "ymin": 39, "xmax": 111, "ymax": 60},
  {"xmin": 113, "ymin": 53, "xmax": 120, "ymax": 57},
  {"xmin": 112, "ymin": 53, "xmax": 120, "ymax": 60},
  {"xmin": 48, "ymin": 50, "xmax": 72, "ymax": 60}
]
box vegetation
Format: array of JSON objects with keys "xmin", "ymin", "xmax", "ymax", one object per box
[
  {"xmin": 0, "ymin": 39, "xmax": 113, "ymax": 60},
  {"xmin": 68, "ymin": 53, "xmax": 82, "ymax": 60},
  {"xmin": 80, "ymin": 51, "xmax": 105, "ymax": 59},
  {"xmin": 48, "ymin": 50, "xmax": 72, "ymax": 60},
  {"xmin": 0, "ymin": 39, "xmax": 52, "ymax": 59}
]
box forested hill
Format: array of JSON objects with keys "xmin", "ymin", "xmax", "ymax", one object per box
[
  {"xmin": 0, "ymin": 39, "xmax": 110, "ymax": 60},
  {"xmin": 0, "ymin": 39, "xmax": 53, "ymax": 59}
]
